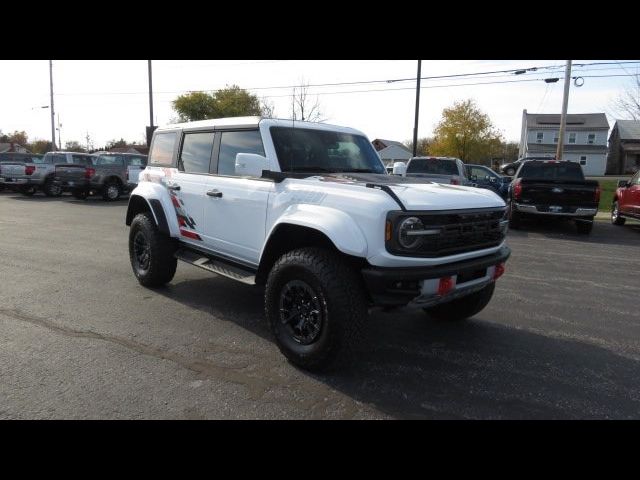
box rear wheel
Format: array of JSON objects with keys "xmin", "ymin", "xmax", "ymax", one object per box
[
  {"xmin": 611, "ymin": 201, "xmax": 626, "ymax": 226},
  {"xmin": 264, "ymin": 247, "xmax": 367, "ymax": 372},
  {"xmin": 576, "ymin": 218, "xmax": 594, "ymax": 235},
  {"xmin": 423, "ymin": 282, "xmax": 495, "ymax": 321},
  {"xmin": 43, "ymin": 177, "xmax": 62, "ymax": 197},
  {"xmin": 102, "ymin": 180, "xmax": 122, "ymax": 201},
  {"xmin": 129, "ymin": 212, "xmax": 177, "ymax": 287},
  {"xmin": 505, "ymin": 167, "xmax": 516, "ymax": 176}
]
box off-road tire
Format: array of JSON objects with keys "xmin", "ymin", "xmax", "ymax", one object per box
[
  {"xmin": 423, "ymin": 282, "xmax": 495, "ymax": 321},
  {"xmin": 43, "ymin": 177, "xmax": 62, "ymax": 197},
  {"xmin": 129, "ymin": 212, "xmax": 177, "ymax": 287},
  {"xmin": 611, "ymin": 201, "xmax": 626, "ymax": 226},
  {"xmin": 102, "ymin": 180, "xmax": 122, "ymax": 201},
  {"xmin": 264, "ymin": 247, "xmax": 368, "ymax": 372},
  {"xmin": 576, "ymin": 218, "xmax": 594, "ymax": 235}
]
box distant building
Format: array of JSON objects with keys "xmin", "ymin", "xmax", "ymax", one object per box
[
  {"xmin": 371, "ymin": 138, "xmax": 412, "ymax": 167},
  {"xmin": 606, "ymin": 120, "xmax": 640, "ymax": 174},
  {"xmin": 0, "ymin": 142, "xmax": 29, "ymax": 153},
  {"xmin": 518, "ymin": 110, "xmax": 609, "ymax": 176}
]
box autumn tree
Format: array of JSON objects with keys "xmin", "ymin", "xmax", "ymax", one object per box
[
  {"xmin": 0, "ymin": 130, "xmax": 28, "ymax": 145},
  {"xmin": 403, "ymin": 137, "xmax": 434, "ymax": 156},
  {"xmin": 172, "ymin": 85, "xmax": 263, "ymax": 122},
  {"xmin": 429, "ymin": 99, "xmax": 503, "ymax": 164},
  {"xmin": 64, "ymin": 140, "xmax": 86, "ymax": 152},
  {"xmin": 27, "ymin": 139, "xmax": 53, "ymax": 154}
]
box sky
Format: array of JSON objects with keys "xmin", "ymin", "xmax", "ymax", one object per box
[{"xmin": 0, "ymin": 60, "xmax": 638, "ymax": 149}]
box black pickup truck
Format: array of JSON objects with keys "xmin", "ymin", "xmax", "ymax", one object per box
[{"xmin": 508, "ymin": 160, "xmax": 600, "ymax": 234}]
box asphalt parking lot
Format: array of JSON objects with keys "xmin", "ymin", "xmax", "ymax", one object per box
[{"xmin": 0, "ymin": 191, "xmax": 639, "ymax": 419}]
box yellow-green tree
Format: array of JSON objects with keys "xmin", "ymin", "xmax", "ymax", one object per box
[
  {"xmin": 172, "ymin": 85, "xmax": 263, "ymax": 122},
  {"xmin": 430, "ymin": 99, "xmax": 503, "ymax": 163}
]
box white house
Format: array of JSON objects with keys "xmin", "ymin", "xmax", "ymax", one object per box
[
  {"xmin": 371, "ymin": 138, "xmax": 412, "ymax": 167},
  {"xmin": 518, "ymin": 110, "xmax": 609, "ymax": 176}
]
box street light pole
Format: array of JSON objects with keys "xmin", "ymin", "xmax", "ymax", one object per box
[
  {"xmin": 556, "ymin": 60, "xmax": 572, "ymax": 161},
  {"xmin": 412, "ymin": 60, "xmax": 422, "ymax": 157},
  {"xmin": 49, "ymin": 60, "xmax": 56, "ymax": 151}
]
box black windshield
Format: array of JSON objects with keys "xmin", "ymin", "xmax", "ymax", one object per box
[
  {"xmin": 270, "ymin": 126, "xmax": 385, "ymax": 174},
  {"xmin": 407, "ymin": 158, "xmax": 458, "ymax": 175},
  {"xmin": 519, "ymin": 161, "xmax": 584, "ymax": 181}
]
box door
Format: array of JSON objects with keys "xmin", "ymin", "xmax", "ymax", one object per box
[
  {"xmin": 202, "ymin": 130, "xmax": 271, "ymax": 266},
  {"xmin": 126, "ymin": 155, "xmax": 147, "ymax": 185},
  {"xmin": 627, "ymin": 171, "xmax": 640, "ymax": 216},
  {"xmin": 171, "ymin": 131, "xmax": 215, "ymax": 247}
]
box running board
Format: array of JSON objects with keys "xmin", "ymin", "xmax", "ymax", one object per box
[{"xmin": 175, "ymin": 248, "xmax": 257, "ymax": 285}]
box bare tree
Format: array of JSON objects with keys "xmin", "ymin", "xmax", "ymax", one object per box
[
  {"xmin": 260, "ymin": 97, "xmax": 276, "ymax": 118},
  {"xmin": 291, "ymin": 79, "xmax": 326, "ymax": 122},
  {"xmin": 611, "ymin": 75, "xmax": 640, "ymax": 120}
]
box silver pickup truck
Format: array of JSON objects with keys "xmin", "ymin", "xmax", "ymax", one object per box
[
  {"xmin": 402, "ymin": 156, "xmax": 473, "ymax": 186},
  {"xmin": 0, "ymin": 152, "xmax": 94, "ymax": 196},
  {"xmin": 54, "ymin": 152, "xmax": 148, "ymax": 201}
]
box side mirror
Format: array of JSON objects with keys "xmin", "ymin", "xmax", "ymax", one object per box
[
  {"xmin": 236, "ymin": 153, "xmax": 268, "ymax": 177},
  {"xmin": 618, "ymin": 180, "xmax": 629, "ymax": 188},
  {"xmin": 392, "ymin": 162, "xmax": 407, "ymax": 176}
]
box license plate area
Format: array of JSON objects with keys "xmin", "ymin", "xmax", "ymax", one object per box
[{"xmin": 457, "ymin": 268, "xmax": 487, "ymax": 285}]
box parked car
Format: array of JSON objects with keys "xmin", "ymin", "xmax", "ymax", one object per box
[
  {"xmin": 0, "ymin": 153, "xmax": 44, "ymax": 192},
  {"xmin": 508, "ymin": 160, "xmax": 600, "ymax": 234},
  {"xmin": 125, "ymin": 116, "xmax": 510, "ymax": 371},
  {"xmin": 54, "ymin": 152, "xmax": 148, "ymax": 201},
  {"xmin": 465, "ymin": 164, "xmax": 510, "ymax": 199},
  {"xmin": 0, "ymin": 151, "xmax": 79, "ymax": 196},
  {"xmin": 53, "ymin": 154, "xmax": 98, "ymax": 199},
  {"xmin": 611, "ymin": 170, "xmax": 640, "ymax": 225},
  {"xmin": 500, "ymin": 155, "xmax": 555, "ymax": 176},
  {"xmin": 404, "ymin": 156, "xmax": 471, "ymax": 185}
]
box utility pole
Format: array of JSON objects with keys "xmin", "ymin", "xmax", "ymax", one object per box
[
  {"xmin": 57, "ymin": 113, "xmax": 62, "ymax": 150},
  {"xmin": 49, "ymin": 60, "xmax": 56, "ymax": 151},
  {"xmin": 147, "ymin": 60, "xmax": 154, "ymax": 147},
  {"xmin": 412, "ymin": 60, "xmax": 422, "ymax": 157},
  {"xmin": 556, "ymin": 60, "xmax": 572, "ymax": 161}
]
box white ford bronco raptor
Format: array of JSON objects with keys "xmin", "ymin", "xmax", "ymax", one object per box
[{"xmin": 126, "ymin": 116, "xmax": 510, "ymax": 371}]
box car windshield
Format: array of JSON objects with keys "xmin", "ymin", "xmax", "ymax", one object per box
[
  {"xmin": 520, "ymin": 161, "xmax": 584, "ymax": 181},
  {"xmin": 407, "ymin": 158, "xmax": 458, "ymax": 175},
  {"xmin": 270, "ymin": 126, "xmax": 385, "ymax": 174}
]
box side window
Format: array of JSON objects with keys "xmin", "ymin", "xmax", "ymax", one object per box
[
  {"xmin": 127, "ymin": 156, "xmax": 146, "ymax": 167},
  {"xmin": 149, "ymin": 132, "xmax": 177, "ymax": 166},
  {"xmin": 72, "ymin": 154, "xmax": 89, "ymax": 165},
  {"xmin": 179, "ymin": 132, "xmax": 214, "ymax": 174},
  {"xmin": 47, "ymin": 154, "xmax": 66, "ymax": 164},
  {"xmin": 217, "ymin": 130, "xmax": 264, "ymax": 176}
]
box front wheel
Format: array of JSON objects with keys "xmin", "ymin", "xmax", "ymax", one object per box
[
  {"xmin": 423, "ymin": 282, "xmax": 495, "ymax": 321},
  {"xmin": 43, "ymin": 177, "xmax": 62, "ymax": 197},
  {"xmin": 611, "ymin": 201, "xmax": 626, "ymax": 226},
  {"xmin": 264, "ymin": 247, "xmax": 368, "ymax": 372},
  {"xmin": 102, "ymin": 180, "xmax": 122, "ymax": 201},
  {"xmin": 129, "ymin": 212, "xmax": 177, "ymax": 287}
]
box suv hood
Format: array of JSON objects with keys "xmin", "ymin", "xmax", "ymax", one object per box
[{"xmin": 315, "ymin": 173, "xmax": 505, "ymax": 210}]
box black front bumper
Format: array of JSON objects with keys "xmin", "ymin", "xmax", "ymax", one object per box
[{"xmin": 361, "ymin": 246, "xmax": 511, "ymax": 306}]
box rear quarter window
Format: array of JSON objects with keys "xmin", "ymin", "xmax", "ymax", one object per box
[{"xmin": 149, "ymin": 132, "xmax": 178, "ymax": 167}]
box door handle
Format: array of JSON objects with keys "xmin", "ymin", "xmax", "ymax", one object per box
[{"xmin": 206, "ymin": 189, "xmax": 223, "ymax": 198}]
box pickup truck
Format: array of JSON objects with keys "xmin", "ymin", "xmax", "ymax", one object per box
[
  {"xmin": 611, "ymin": 170, "xmax": 640, "ymax": 225},
  {"xmin": 54, "ymin": 152, "xmax": 148, "ymax": 201},
  {"xmin": 125, "ymin": 117, "xmax": 510, "ymax": 371},
  {"xmin": 508, "ymin": 160, "xmax": 600, "ymax": 234},
  {"xmin": 403, "ymin": 156, "xmax": 472, "ymax": 186},
  {"xmin": 0, "ymin": 153, "xmax": 43, "ymax": 192},
  {"xmin": 0, "ymin": 152, "xmax": 63, "ymax": 195}
]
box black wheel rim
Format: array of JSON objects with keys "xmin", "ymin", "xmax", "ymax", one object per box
[
  {"xmin": 278, "ymin": 280, "xmax": 323, "ymax": 345},
  {"xmin": 133, "ymin": 231, "xmax": 151, "ymax": 272},
  {"xmin": 107, "ymin": 184, "xmax": 119, "ymax": 199}
]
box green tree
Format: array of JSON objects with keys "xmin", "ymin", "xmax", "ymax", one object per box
[
  {"xmin": 106, "ymin": 138, "xmax": 128, "ymax": 149},
  {"xmin": 403, "ymin": 137, "xmax": 434, "ymax": 156},
  {"xmin": 64, "ymin": 140, "xmax": 86, "ymax": 152},
  {"xmin": 430, "ymin": 99, "xmax": 503, "ymax": 163},
  {"xmin": 1, "ymin": 130, "xmax": 28, "ymax": 146},
  {"xmin": 172, "ymin": 85, "xmax": 263, "ymax": 122},
  {"xmin": 28, "ymin": 139, "xmax": 54, "ymax": 154}
]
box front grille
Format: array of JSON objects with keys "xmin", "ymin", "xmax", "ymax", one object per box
[{"xmin": 387, "ymin": 208, "xmax": 507, "ymax": 257}]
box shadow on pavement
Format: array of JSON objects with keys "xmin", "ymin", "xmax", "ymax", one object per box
[{"xmin": 156, "ymin": 275, "xmax": 640, "ymax": 419}]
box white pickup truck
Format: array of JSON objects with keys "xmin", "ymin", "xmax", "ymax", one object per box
[{"xmin": 126, "ymin": 117, "xmax": 510, "ymax": 371}]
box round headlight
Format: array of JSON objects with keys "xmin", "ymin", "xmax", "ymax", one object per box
[{"xmin": 398, "ymin": 216, "xmax": 425, "ymax": 249}]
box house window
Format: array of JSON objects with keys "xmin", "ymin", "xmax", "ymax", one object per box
[
  {"xmin": 553, "ymin": 132, "xmax": 559, "ymax": 143},
  {"xmin": 569, "ymin": 132, "xmax": 576, "ymax": 144},
  {"xmin": 587, "ymin": 133, "xmax": 595, "ymax": 144},
  {"xmin": 536, "ymin": 132, "xmax": 543, "ymax": 143},
  {"xmin": 579, "ymin": 155, "xmax": 587, "ymax": 166}
]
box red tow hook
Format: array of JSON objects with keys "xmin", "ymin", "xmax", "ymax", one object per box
[{"xmin": 493, "ymin": 263, "xmax": 506, "ymax": 280}]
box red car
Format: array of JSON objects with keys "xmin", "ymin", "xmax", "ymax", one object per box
[{"xmin": 612, "ymin": 170, "xmax": 640, "ymax": 225}]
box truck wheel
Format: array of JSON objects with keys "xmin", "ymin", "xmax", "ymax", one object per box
[
  {"xmin": 423, "ymin": 282, "xmax": 495, "ymax": 321},
  {"xmin": 576, "ymin": 218, "xmax": 593, "ymax": 235},
  {"xmin": 129, "ymin": 212, "xmax": 177, "ymax": 287},
  {"xmin": 43, "ymin": 177, "xmax": 62, "ymax": 197},
  {"xmin": 102, "ymin": 180, "xmax": 122, "ymax": 201},
  {"xmin": 611, "ymin": 201, "xmax": 626, "ymax": 226},
  {"xmin": 505, "ymin": 168, "xmax": 516, "ymax": 176},
  {"xmin": 265, "ymin": 247, "xmax": 368, "ymax": 372},
  {"xmin": 73, "ymin": 189, "xmax": 88, "ymax": 200},
  {"xmin": 20, "ymin": 186, "xmax": 36, "ymax": 196}
]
